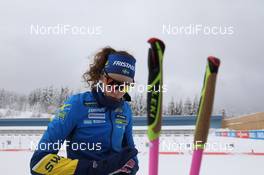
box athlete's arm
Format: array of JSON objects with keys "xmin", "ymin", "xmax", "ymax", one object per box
[
  {"xmin": 30, "ymin": 95, "xmax": 82, "ymax": 175},
  {"xmin": 120, "ymin": 103, "xmax": 139, "ymax": 174}
]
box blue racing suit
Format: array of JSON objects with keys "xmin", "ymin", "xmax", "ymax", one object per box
[{"xmin": 30, "ymin": 89, "xmax": 138, "ymax": 175}]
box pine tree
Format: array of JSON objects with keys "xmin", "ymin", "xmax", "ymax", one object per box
[
  {"xmin": 175, "ymin": 99, "xmax": 183, "ymax": 115},
  {"xmin": 0, "ymin": 89, "xmax": 5, "ymax": 108},
  {"xmin": 168, "ymin": 97, "xmax": 176, "ymax": 115},
  {"xmin": 192, "ymin": 96, "xmax": 199, "ymax": 115},
  {"xmin": 183, "ymin": 98, "xmax": 192, "ymax": 115},
  {"xmin": 131, "ymin": 93, "xmax": 146, "ymax": 116}
]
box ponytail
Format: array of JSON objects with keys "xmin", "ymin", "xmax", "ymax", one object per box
[{"xmin": 83, "ymin": 47, "xmax": 116, "ymax": 88}]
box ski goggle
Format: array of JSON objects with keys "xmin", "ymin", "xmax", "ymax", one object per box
[{"xmin": 104, "ymin": 71, "xmax": 134, "ymax": 93}]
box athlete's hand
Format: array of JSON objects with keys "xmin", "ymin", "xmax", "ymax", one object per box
[
  {"xmin": 109, "ymin": 159, "xmax": 138, "ymax": 175},
  {"xmin": 86, "ymin": 147, "xmax": 138, "ymax": 175}
]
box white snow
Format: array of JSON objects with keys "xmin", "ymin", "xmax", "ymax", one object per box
[{"xmin": 0, "ymin": 130, "xmax": 264, "ymax": 175}]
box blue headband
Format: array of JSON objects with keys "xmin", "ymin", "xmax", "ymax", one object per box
[{"xmin": 104, "ymin": 53, "xmax": 136, "ymax": 80}]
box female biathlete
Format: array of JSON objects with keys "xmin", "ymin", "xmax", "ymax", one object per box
[{"xmin": 30, "ymin": 47, "xmax": 139, "ymax": 175}]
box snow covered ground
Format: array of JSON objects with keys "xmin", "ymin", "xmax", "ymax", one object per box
[{"xmin": 0, "ymin": 131, "xmax": 264, "ymax": 175}]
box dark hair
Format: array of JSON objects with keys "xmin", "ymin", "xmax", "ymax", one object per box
[{"xmin": 83, "ymin": 47, "xmax": 134, "ymax": 88}]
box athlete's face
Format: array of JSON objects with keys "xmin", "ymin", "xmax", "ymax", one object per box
[{"xmin": 102, "ymin": 76, "xmax": 127, "ymax": 100}]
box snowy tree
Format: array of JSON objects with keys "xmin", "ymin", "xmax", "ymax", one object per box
[
  {"xmin": 183, "ymin": 98, "xmax": 192, "ymax": 115},
  {"xmin": 139, "ymin": 94, "xmax": 146, "ymax": 116},
  {"xmin": 0, "ymin": 89, "xmax": 5, "ymax": 108},
  {"xmin": 57, "ymin": 87, "xmax": 70, "ymax": 106},
  {"xmin": 175, "ymin": 99, "xmax": 183, "ymax": 115},
  {"xmin": 15, "ymin": 95, "xmax": 27, "ymax": 111},
  {"xmin": 0, "ymin": 86, "xmax": 77, "ymax": 116},
  {"xmin": 168, "ymin": 97, "xmax": 176, "ymax": 115},
  {"xmin": 28, "ymin": 90, "xmax": 38, "ymax": 107},
  {"xmin": 191, "ymin": 96, "xmax": 199, "ymax": 115},
  {"xmin": 40, "ymin": 87, "xmax": 52, "ymax": 111},
  {"xmin": 131, "ymin": 93, "xmax": 146, "ymax": 116}
]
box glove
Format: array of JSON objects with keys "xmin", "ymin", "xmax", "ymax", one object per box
[
  {"xmin": 75, "ymin": 147, "xmax": 138, "ymax": 175},
  {"xmin": 109, "ymin": 159, "xmax": 139, "ymax": 175}
]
